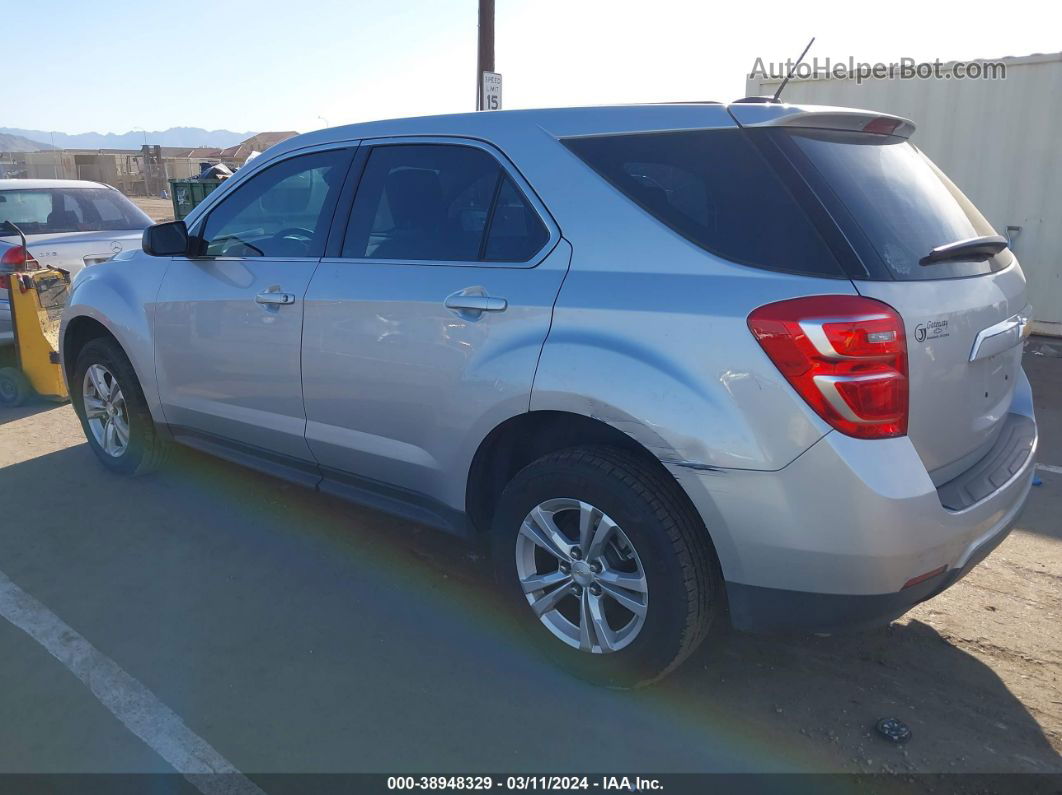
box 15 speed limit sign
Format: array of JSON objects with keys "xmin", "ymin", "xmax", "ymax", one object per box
[{"xmin": 480, "ymin": 71, "xmax": 502, "ymax": 110}]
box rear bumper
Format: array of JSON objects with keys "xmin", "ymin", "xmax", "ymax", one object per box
[
  {"xmin": 667, "ymin": 370, "xmax": 1037, "ymax": 633},
  {"xmin": 725, "ymin": 498, "xmax": 1022, "ymax": 633}
]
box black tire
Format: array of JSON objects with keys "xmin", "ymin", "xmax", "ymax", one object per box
[
  {"xmin": 0, "ymin": 367, "xmax": 32, "ymax": 407},
  {"xmin": 72, "ymin": 338, "xmax": 170, "ymax": 475},
  {"xmin": 490, "ymin": 445, "xmax": 721, "ymax": 687}
]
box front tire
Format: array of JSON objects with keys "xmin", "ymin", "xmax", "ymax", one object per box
[
  {"xmin": 72, "ymin": 338, "xmax": 169, "ymax": 475},
  {"xmin": 491, "ymin": 446, "xmax": 720, "ymax": 687}
]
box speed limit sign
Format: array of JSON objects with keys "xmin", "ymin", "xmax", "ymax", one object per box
[{"xmin": 480, "ymin": 71, "xmax": 502, "ymax": 110}]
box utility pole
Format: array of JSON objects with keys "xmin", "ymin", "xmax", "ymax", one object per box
[
  {"xmin": 476, "ymin": 0, "xmax": 494, "ymax": 110},
  {"xmin": 49, "ymin": 131, "xmax": 60, "ymax": 179},
  {"xmin": 134, "ymin": 127, "xmax": 150, "ymax": 196}
]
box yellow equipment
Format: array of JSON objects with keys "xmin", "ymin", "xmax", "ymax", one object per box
[{"xmin": 0, "ymin": 267, "xmax": 71, "ymax": 407}]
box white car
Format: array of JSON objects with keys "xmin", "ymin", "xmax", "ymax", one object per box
[{"xmin": 1, "ymin": 179, "xmax": 153, "ymax": 344}]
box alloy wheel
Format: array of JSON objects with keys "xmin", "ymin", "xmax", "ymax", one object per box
[
  {"xmin": 82, "ymin": 364, "xmax": 130, "ymax": 458},
  {"xmin": 515, "ymin": 498, "xmax": 648, "ymax": 654}
]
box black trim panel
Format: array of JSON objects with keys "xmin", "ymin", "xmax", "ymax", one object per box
[
  {"xmin": 170, "ymin": 426, "xmax": 322, "ymax": 488},
  {"xmin": 936, "ymin": 413, "xmax": 1036, "ymax": 511},
  {"xmin": 166, "ymin": 425, "xmax": 472, "ymax": 537},
  {"xmin": 318, "ymin": 466, "xmax": 471, "ymax": 538}
]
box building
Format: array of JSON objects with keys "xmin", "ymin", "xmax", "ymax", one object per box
[
  {"xmin": 746, "ymin": 52, "xmax": 1062, "ymax": 336},
  {"xmin": 218, "ymin": 131, "xmax": 298, "ymax": 165},
  {"xmin": 3, "ymin": 147, "xmax": 204, "ymax": 195},
  {"xmin": 161, "ymin": 131, "xmax": 298, "ymax": 172},
  {"xmin": 0, "ymin": 131, "xmax": 298, "ymax": 197}
]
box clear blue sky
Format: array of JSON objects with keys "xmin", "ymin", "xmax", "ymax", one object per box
[{"xmin": 9, "ymin": 0, "xmax": 1058, "ymax": 135}]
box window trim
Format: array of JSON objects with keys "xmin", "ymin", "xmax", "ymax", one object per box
[
  {"xmin": 327, "ymin": 136, "xmax": 559, "ymax": 270},
  {"xmin": 186, "ymin": 145, "xmax": 357, "ymax": 263}
]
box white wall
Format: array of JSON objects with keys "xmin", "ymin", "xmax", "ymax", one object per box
[{"xmin": 747, "ymin": 53, "xmax": 1062, "ymax": 334}]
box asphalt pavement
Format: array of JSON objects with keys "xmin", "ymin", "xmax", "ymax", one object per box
[{"xmin": 1, "ymin": 345, "xmax": 1060, "ymax": 788}]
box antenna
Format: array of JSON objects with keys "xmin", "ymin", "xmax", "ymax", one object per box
[{"xmin": 772, "ymin": 37, "xmax": 816, "ymax": 102}]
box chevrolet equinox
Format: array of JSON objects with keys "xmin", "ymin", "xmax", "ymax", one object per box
[{"xmin": 60, "ymin": 103, "xmax": 1038, "ymax": 685}]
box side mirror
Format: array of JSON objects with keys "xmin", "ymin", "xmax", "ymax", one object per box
[{"xmin": 142, "ymin": 220, "xmax": 190, "ymax": 257}]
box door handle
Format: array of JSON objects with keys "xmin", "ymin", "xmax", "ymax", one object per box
[
  {"xmin": 444, "ymin": 294, "xmax": 508, "ymax": 314},
  {"xmin": 969, "ymin": 313, "xmax": 1029, "ymax": 361},
  {"xmin": 255, "ymin": 291, "xmax": 296, "ymax": 306}
]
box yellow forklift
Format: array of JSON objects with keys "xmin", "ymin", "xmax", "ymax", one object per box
[{"xmin": 0, "ymin": 221, "xmax": 70, "ymax": 407}]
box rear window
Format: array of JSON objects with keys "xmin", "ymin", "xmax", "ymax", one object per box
[
  {"xmin": 562, "ymin": 129, "xmax": 844, "ymax": 277},
  {"xmin": 773, "ymin": 130, "xmax": 1010, "ymax": 280},
  {"xmin": 0, "ymin": 188, "xmax": 152, "ymax": 235}
]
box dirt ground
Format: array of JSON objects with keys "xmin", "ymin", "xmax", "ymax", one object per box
[
  {"xmin": 0, "ymin": 343, "xmax": 1059, "ymax": 781},
  {"xmin": 130, "ymin": 196, "xmax": 174, "ymax": 223}
]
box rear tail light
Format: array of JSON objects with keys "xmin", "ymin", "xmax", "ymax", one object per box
[
  {"xmin": 0, "ymin": 245, "xmax": 39, "ymax": 270},
  {"xmin": 748, "ymin": 295, "xmax": 908, "ymax": 439},
  {"xmin": 862, "ymin": 117, "xmax": 903, "ymax": 135}
]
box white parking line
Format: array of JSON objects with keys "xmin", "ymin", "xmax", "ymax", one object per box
[
  {"xmin": 1038, "ymin": 463, "xmax": 1062, "ymax": 476},
  {"xmin": 0, "ymin": 569, "xmax": 264, "ymax": 795}
]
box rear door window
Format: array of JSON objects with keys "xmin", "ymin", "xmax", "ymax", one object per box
[
  {"xmin": 773, "ymin": 130, "xmax": 1009, "ymax": 280},
  {"xmin": 341, "ymin": 143, "xmax": 549, "ymax": 263},
  {"xmin": 563, "ymin": 129, "xmax": 844, "ymax": 277}
]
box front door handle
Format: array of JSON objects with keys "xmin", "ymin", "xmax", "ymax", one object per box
[
  {"xmin": 255, "ymin": 290, "xmax": 296, "ymax": 306},
  {"xmin": 444, "ymin": 292, "xmax": 508, "ymax": 318}
]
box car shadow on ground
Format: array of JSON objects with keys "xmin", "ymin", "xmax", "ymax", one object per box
[
  {"xmin": 667, "ymin": 619, "xmax": 1060, "ymax": 774},
  {"xmin": 0, "ymin": 398, "xmax": 66, "ymax": 426},
  {"xmin": 0, "ymin": 440, "xmax": 1058, "ymax": 775}
]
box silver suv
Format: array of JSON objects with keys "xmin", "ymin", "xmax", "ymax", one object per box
[{"xmin": 61, "ymin": 103, "xmax": 1037, "ymax": 686}]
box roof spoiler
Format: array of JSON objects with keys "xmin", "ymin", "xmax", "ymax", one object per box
[{"xmin": 728, "ymin": 104, "xmax": 916, "ymax": 139}]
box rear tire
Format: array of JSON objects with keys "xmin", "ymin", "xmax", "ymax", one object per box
[
  {"xmin": 491, "ymin": 445, "xmax": 721, "ymax": 687},
  {"xmin": 0, "ymin": 367, "xmax": 32, "ymax": 407},
  {"xmin": 72, "ymin": 338, "xmax": 170, "ymax": 475}
]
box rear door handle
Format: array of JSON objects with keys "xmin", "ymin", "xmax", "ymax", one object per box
[
  {"xmin": 969, "ymin": 313, "xmax": 1030, "ymax": 361},
  {"xmin": 444, "ymin": 293, "xmax": 508, "ymax": 317},
  {"xmin": 255, "ymin": 290, "xmax": 296, "ymax": 306}
]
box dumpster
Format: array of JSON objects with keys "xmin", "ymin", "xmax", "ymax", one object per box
[{"xmin": 169, "ymin": 179, "xmax": 222, "ymax": 221}]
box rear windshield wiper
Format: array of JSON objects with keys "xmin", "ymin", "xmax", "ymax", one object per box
[{"xmin": 920, "ymin": 234, "xmax": 1008, "ymax": 266}]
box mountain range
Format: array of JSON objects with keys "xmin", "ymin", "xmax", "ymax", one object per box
[
  {"xmin": 0, "ymin": 127, "xmax": 257, "ymax": 151},
  {"xmin": 0, "ymin": 133, "xmax": 57, "ymax": 152}
]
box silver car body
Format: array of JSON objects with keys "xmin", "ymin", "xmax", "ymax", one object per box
[{"xmin": 60, "ymin": 103, "xmax": 1037, "ymax": 631}]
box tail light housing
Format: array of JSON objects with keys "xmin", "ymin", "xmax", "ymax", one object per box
[
  {"xmin": 1, "ymin": 245, "xmax": 39, "ymax": 271},
  {"xmin": 748, "ymin": 295, "xmax": 908, "ymax": 439}
]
